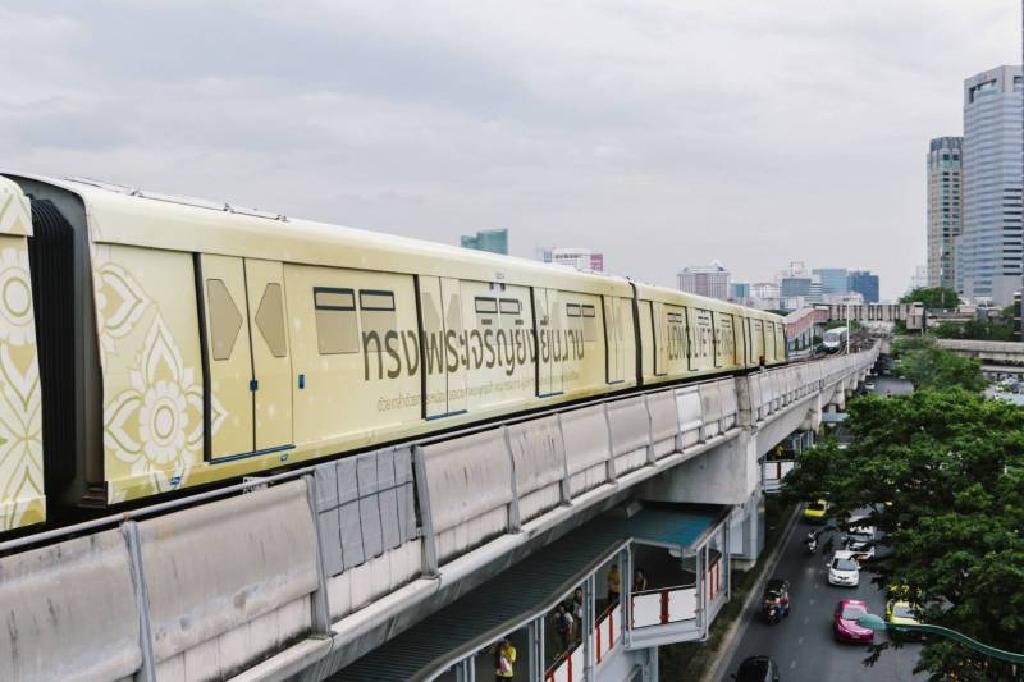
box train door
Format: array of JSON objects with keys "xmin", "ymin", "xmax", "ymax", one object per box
[
  {"xmin": 603, "ymin": 296, "xmax": 625, "ymax": 384},
  {"xmin": 651, "ymin": 301, "xmax": 668, "ymax": 376},
  {"xmin": 765, "ymin": 321, "xmax": 776, "ymax": 362},
  {"xmin": 730, "ymin": 314, "xmax": 742, "ymax": 366},
  {"xmin": 419, "ymin": 276, "xmax": 449, "ymax": 418},
  {"xmin": 535, "ymin": 288, "xmax": 564, "ymax": 397},
  {"xmin": 717, "ymin": 313, "xmax": 735, "ymax": 367},
  {"xmin": 666, "ymin": 305, "xmax": 685, "ymax": 374},
  {"xmin": 711, "ymin": 312, "xmax": 721, "ymax": 368},
  {"xmin": 774, "ymin": 322, "xmax": 786, "ymax": 361},
  {"xmin": 534, "ymin": 288, "xmax": 551, "ymax": 396},
  {"xmin": 741, "ymin": 317, "xmax": 749, "ymax": 366},
  {"xmin": 199, "ymin": 255, "xmax": 293, "ymax": 460},
  {"xmin": 441, "ymin": 277, "xmax": 467, "ymax": 413},
  {"xmin": 245, "ymin": 260, "xmax": 293, "ymax": 450},
  {"xmin": 751, "ymin": 318, "xmax": 764, "ymax": 365}
]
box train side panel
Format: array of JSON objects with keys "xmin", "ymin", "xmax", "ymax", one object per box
[
  {"xmin": 93, "ymin": 244, "xmax": 208, "ymax": 503},
  {"xmin": 0, "ymin": 179, "xmax": 44, "ymax": 529}
]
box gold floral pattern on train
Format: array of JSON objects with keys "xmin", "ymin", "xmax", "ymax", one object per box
[{"xmin": 0, "ymin": 179, "xmax": 44, "ymax": 530}]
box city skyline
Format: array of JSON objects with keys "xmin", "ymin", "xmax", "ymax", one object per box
[
  {"xmin": 0, "ymin": 3, "xmax": 1018, "ymax": 300},
  {"xmin": 0, "ymin": 2, "xmax": 1019, "ymax": 301}
]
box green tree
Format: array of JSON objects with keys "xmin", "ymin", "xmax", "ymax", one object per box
[
  {"xmin": 931, "ymin": 319, "xmax": 1015, "ymax": 342},
  {"xmin": 892, "ymin": 337, "xmax": 986, "ymax": 392},
  {"xmin": 783, "ymin": 389, "xmax": 1024, "ymax": 680},
  {"xmin": 901, "ymin": 287, "xmax": 960, "ymax": 309}
]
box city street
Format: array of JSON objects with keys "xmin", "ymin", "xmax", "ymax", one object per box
[{"xmin": 719, "ymin": 518, "xmax": 925, "ymax": 682}]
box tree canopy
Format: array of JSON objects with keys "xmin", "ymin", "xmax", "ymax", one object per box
[
  {"xmin": 930, "ymin": 319, "xmax": 1016, "ymax": 342},
  {"xmin": 901, "ymin": 287, "xmax": 960, "ymax": 309},
  {"xmin": 892, "ymin": 336, "xmax": 986, "ymax": 392},
  {"xmin": 783, "ymin": 388, "xmax": 1024, "ymax": 680}
]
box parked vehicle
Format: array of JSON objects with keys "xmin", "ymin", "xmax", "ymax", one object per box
[
  {"xmin": 732, "ymin": 655, "xmax": 781, "ymax": 682},
  {"xmin": 827, "ymin": 550, "xmax": 860, "ymax": 587},
  {"xmin": 761, "ymin": 578, "xmax": 791, "ymax": 623},
  {"xmin": 833, "ymin": 599, "xmax": 875, "ymax": 644}
]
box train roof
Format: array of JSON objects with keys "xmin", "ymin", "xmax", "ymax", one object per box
[
  {"xmin": 6, "ymin": 172, "xmax": 633, "ymax": 295},
  {"xmin": 4, "ymin": 172, "xmax": 781, "ymax": 320}
]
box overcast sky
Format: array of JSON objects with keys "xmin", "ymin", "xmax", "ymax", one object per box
[{"xmin": 1, "ymin": 1, "xmax": 1020, "ymax": 299}]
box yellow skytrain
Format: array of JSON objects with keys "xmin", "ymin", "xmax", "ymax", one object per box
[{"xmin": 0, "ymin": 173, "xmax": 785, "ymax": 531}]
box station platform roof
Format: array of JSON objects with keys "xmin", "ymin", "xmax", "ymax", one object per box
[{"xmin": 333, "ymin": 503, "xmax": 727, "ymax": 682}]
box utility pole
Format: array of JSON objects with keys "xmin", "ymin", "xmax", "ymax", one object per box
[{"xmin": 846, "ymin": 299, "xmax": 851, "ymax": 354}]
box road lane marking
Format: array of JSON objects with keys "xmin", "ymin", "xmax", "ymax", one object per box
[
  {"xmin": 808, "ymin": 598, "xmax": 815, "ymax": 605},
  {"xmin": 798, "ymin": 636, "xmax": 804, "ymax": 645},
  {"xmin": 790, "ymin": 660, "xmax": 797, "ymax": 669}
]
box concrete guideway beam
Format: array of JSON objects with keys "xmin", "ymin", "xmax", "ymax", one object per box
[{"xmin": 0, "ymin": 348, "xmax": 878, "ymax": 682}]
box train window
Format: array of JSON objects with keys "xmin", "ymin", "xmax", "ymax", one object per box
[
  {"xmin": 499, "ymin": 298, "xmax": 521, "ymax": 315},
  {"xmin": 255, "ymin": 283, "xmax": 288, "ymax": 358},
  {"xmin": 314, "ymin": 288, "xmax": 355, "ymax": 310},
  {"xmin": 207, "ymin": 278, "xmax": 243, "ymax": 361},
  {"xmin": 359, "ymin": 290, "xmax": 395, "ymax": 311},
  {"xmin": 314, "ymin": 286, "xmax": 359, "ymax": 354},
  {"xmin": 566, "ymin": 302, "xmax": 581, "ymax": 317},
  {"xmin": 475, "ymin": 297, "xmax": 498, "ymax": 314},
  {"xmin": 359, "ymin": 289, "xmax": 397, "ymax": 339}
]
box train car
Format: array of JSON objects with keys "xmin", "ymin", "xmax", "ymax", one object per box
[
  {"xmin": 633, "ymin": 284, "xmax": 784, "ymax": 387},
  {"xmin": 822, "ymin": 327, "xmax": 848, "ymax": 353},
  {"xmin": 2, "ymin": 173, "xmax": 785, "ymax": 520}
]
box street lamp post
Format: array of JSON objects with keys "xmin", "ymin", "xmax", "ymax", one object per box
[
  {"xmin": 856, "ymin": 614, "xmax": 1024, "ymax": 665},
  {"xmin": 846, "ymin": 299, "xmax": 851, "ymax": 354}
]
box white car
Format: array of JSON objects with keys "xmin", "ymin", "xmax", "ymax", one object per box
[
  {"xmin": 827, "ymin": 550, "xmax": 861, "ymax": 587},
  {"xmin": 844, "ymin": 526, "xmax": 876, "ymax": 560}
]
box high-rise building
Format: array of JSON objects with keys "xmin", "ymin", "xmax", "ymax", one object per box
[
  {"xmin": 729, "ymin": 282, "xmax": 750, "ymax": 301},
  {"xmin": 750, "ymin": 282, "xmax": 781, "ymax": 310},
  {"xmin": 461, "ymin": 228, "xmax": 508, "ymax": 255},
  {"xmin": 677, "ymin": 261, "xmax": 730, "ymax": 300},
  {"xmin": 955, "ymin": 65, "xmax": 1024, "ymax": 305},
  {"xmin": 908, "ymin": 265, "xmax": 929, "ymax": 294},
  {"xmin": 544, "ymin": 247, "xmax": 605, "ymax": 273},
  {"xmin": 779, "ymin": 277, "xmax": 812, "ymax": 299},
  {"xmin": 812, "ymin": 268, "xmax": 848, "ymax": 295},
  {"xmin": 847, "ymin": 270, "xmax": 879, "ymax": 303},
  {"xmin": 926, "ymin": 137, "xmax": 964, "ymax": 289}
]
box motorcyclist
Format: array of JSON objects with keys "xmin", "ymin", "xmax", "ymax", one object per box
[{"xmin": 761, "ymin": 579, "xmax": 790, "ymax": 623}]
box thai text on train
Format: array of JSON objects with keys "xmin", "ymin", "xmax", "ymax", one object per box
[{"xmin": 361, "ymin": 326, "xmax": 587, "ymax": 381}]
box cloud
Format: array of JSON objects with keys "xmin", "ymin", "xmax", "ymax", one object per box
[{"xmin": 0, "ymin": 0, "xmax": 1019, "ymax": 298}]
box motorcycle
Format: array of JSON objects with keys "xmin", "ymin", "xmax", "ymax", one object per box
[
  {"xmin": 804, "ymin": 530, "xmax": 819, "ymax": 554},
  {"xmin": 761, "ymin": 578, "xmax": 791, "ymax": 624}
]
